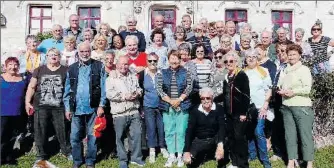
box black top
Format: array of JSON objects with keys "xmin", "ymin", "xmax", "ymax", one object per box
[
  {"xmin": 260, "ymin": 59, "xmax": 277, "ymax": 84},
  {"xmin": 184, "ymin": 104, "xmax": 225, "ymax": 152}
]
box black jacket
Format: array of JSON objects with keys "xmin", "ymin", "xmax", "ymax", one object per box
[{"xmin": 221, "ymin": 70, "xmax": 250, "ymax": 117}]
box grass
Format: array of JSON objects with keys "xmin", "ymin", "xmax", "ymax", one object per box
[{"xmin": 2, "ymin": 146, "xmax": 334, "ymax": 168}]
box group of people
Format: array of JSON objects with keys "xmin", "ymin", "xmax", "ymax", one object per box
[{"xmin": 1, "ymin": 13, "xmax": 334, "ymax": 168}]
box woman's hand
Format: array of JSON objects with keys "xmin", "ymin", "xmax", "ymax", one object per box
[
  {"xmin": 240, "ymin": 115, "xmax": 247, "ymax": 122},
  {"xmin": 183, "ymin": 152, "xmax": 192, "ymax": 164},
  {"xmin": 284, "ymin": 89, "xmax": 295, "ymax": 97}
]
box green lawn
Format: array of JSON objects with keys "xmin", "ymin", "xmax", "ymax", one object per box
[{"xmin": 2, "ymin": 146, "xmax": 334, "ymax": 168}]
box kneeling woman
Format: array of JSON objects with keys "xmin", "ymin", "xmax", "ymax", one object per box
[{"xmin": 156, "ymin": 50, "xmax": 193, "ymax": 168}]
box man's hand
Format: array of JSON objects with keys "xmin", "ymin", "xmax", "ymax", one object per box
[
  {"xmin": 240, "ymin": 115, "xmax": 247, "ymax": 122},
  {"xmin": 183, "ymin": 152, "xmax": 192, "ymax": 164},
  {"xmin": 65, "ymin": 112, "xmax": 72, "ymax": 121},
  {"xmin": 25, "ymin": 103, "xmax": 34, "ymax": 116},
  {"xmin": 215, "ymin": 143, "xmax": 224, "ymax": 160},
  {"xmin": 97, "ymin": 107, "xmax": 104, "ymax": 117}
]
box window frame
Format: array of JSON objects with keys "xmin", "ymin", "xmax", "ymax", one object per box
[
  {"xmin": 150, "ymin": 6, "xmax": 177, "ymax": 32},
  {"xmin": 28, "ymin": 5, "xmax": 52, "ymax": 34},
  {"xmin": 271, "ymin": 10, "xmax": 293, "ymax": 39},
  {"xmin": 77, "ymin": 6, "xmax": 101, "ymax": 30},
  {"xmin": 225, "ymin": 9, "xmax": 248, "ymax": 23}
]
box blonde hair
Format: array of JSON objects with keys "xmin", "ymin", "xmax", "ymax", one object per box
[
  {"xmin": 93, "ymin": 34, "xmax": 108, "ymax": 50},
  {"xmin": 46, "ymin": 47, "xmax": 61, "ymax": 57},
  {"xmin": 64, "ymin": 35, "xmax": 76, "ymax": 43},
  {"xmin": 96, "ymin": 23, "xmax": 111, "ymax": 34}
]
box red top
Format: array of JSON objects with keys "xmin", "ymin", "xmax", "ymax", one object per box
[{"xmin": 128, "ymin": 52, "xmax": 148, "ymax": 67}]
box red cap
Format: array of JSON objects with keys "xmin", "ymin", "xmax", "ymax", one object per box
[{"xmin": 93, "ymin": 116, "xmax": 107, "ymax": 138}]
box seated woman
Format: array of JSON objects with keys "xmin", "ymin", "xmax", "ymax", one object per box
[{"xmin": 183, "ymin": 87, "xmax": 225, "ymax": 168}]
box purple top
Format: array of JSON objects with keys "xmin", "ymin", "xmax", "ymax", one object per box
[{"xmin": 1, "ymin": 75, "xmax": 28, "ymax": 116}]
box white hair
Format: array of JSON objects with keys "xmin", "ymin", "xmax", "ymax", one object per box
[
  {"xmin": 225, "ymin": 51, "xmax": 241, "ymax": 66},
  {"xmin": 276, "ymin": 27, "xmax": 287, "ymax": 34},
  {"xmin": 244, "ymin": 49, "xmax": 259, "ymax": 58},
  {"xmin": 199, "ymin": 87, "xmax": 214, "ymax": 97},
  {"xmin": 126, "ymin": 15, "xmax": 137, "ymax": 24},
  {"xmin": 125, "ymin": 35, "xmax": 139, "ymax": 45},
  {"xmin": 240, "ymin": 33, "xmax": 252, "ymax": 41},
  {"xmin": 239, "ymin": 22, "xmax": 252, "ymax": 31},
  {"xmin": 261, "ymin": 30, "xmax": 273, "ymax": 39},
  {"xmin": 77, "ymin": 41, "xmax": 91, "ymax": 51}
]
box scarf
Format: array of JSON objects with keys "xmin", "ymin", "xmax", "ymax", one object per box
[
  {"xmin": 244, "ymin": 65, "xmax": 268, "ymax": 79},
  {"xmin": 26, "ymin": 50, "xmax": 41, "ymax": 72}
]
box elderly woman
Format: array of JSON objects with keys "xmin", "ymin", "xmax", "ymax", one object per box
[
  {"xmin": 244, "ymin": 49, "xmax": 272, "ymax": 168},
  {"xmin": 96, "ymin": 23, "xmax": 113, "ymax": 47},
  {"xmin": 25, "ymin": 48, "xmax": 71, "ymax": 162},
  {"xmin": 222, "ymin": 51, "xmax": 250, "ymax": 168},
  {"xmin": 111, "ymin": 34, "xmax": 127, "ymax": 62},
  {"xmin": 1, "ymin": 57, "xmax": 29, "ymax": 164},
  {"xmin": 294, "ymin": 28, "xmax": 313, "ymax": 58},
  {"xmin": 170, "ymin": 26, "xmax": 189, "ymax": 50},
  {"xmin": 183, "ymin": 87, "xmax": 225, "ymax": 168},
  {"xmin": 220, "ymin": 34, "xmax": 234, "ymax": 54},
  {"xmin": 307, "ymin": 20, "xmax": 334, "ymax": 74},
  {"xmin": 19, "ymin": 35, "xmax": 46, "ymax": 75},
  {"xmin": 138, "ymin": 53, "xmax": 169, "ymax": 163},
  {"xmin": 240, "ymin": 33, "xmax": 253, "ymax": 67},
  {"xmin": 277, "ymin": 44, "xmax": 314, "ymax": 168},
  {"xmin": 82, "ymin": 28, "xmax": 94, "ymax": 44},
  {"xmin": 61, "ymin": 35, "xmax": 78, "ymax": 66},
  {"xmin": 239, "ymin": 22, "xmax": 252, "ymax": 35},
  {"xmin": 212, "ymin": 49, "xmax": 228, "ymax": 101},
  {"xmin": 125, "ymin": 35, "xmax": 147, "ymax": 74},
  {"xmin": 156, "ymin": 50, "xmax": 193, "ymax": 168},
  {"xmin": 146, "ymin": 28, "xmax": 169, "ymax": 70},
  {"xmin": 104, "ymin": 50, "xmax": 116, "ymax": 74},
  {"xmin": 91, "ymin": 34, "xmax": 108, "ymax": 62},
  {"xmin": 255, "ymin": 44, "xmax": 277, "ymax": 84},
  {"xmin": 208, "ymin": 22, "xmax": 217, "ymax": 39},
  {"xmin": 191, "ymin": 43, "xmax": 214, "ymax": 90}
]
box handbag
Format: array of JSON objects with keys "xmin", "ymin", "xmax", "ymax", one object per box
[{"xmin": 234, "ymin": 87, "xmax": 258, "ymax": 122}]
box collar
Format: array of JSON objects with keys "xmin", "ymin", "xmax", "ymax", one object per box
[
  {"xmin": 198, "ymin": 103, "xmax": 216, "ymax": 115},
  {"xmin": 66, "ymin": 27, "xmax": 82, "ymax": 33},
  {"xmin": 285, "ymin": 61, "xmax": 303, "ymax": 73},
  {"xmin": 126, "ymin": 29, "xmax": 138, "ymax": 33},
  {"xmin": 115, "ymin": 69, "xmax": 130, "ymax": 78},
  {"xmin": 144, "ymin": 68, "xmax": 158, "ymax": 75},
  {"xmin": 78, "ymin": 59, "xmax": 92, "ymax": 67},
  {"xmin": 52, "ymin": 37, "xmax": 63, "ymax": 43}
]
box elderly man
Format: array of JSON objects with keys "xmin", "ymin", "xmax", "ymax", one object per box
[
  {"xmin": 63, "ymin": 42, "xmax": 107, "ymax": 168},
  {"xmin": 25, "ymin": 48, "xmax": 72, "ymax": 163},
  {"xmin": 211, "ymin": 21, "xmax": 225, "ymax": 52},
  {"xmin": 119, "ymin": 15, "xmax": 146, "ymax": 52},
  {"xmin": 106, "ymin": 55, "xmax": 145, "ymax": 168},
  {"xmin": 63, "ymin": 14, "xmax": 83, "ymax": 44},
  {"xmin": 37, "ymin": 24, "xmax": 65, "ymax": 54},
  {"xmin": 187, "ymin": 23, "xmax": 213, "ymax": 55},
  {"xmin": 273, "ymin": 27, "xmax": 293, "ymax": 44},
  {"xmin": 199, "ymin": 18, "xmax": 209, "ymax": 34},
  {"xmin": 181, "ymin": 14, "xmax": 194, "ymax": 40},
  {"xmin": 183, "ymin": 87, "xmax": 225, "ymax": 168},
  {"xmin": 225, "ymin": 21, "xmax": 241, "ymax": 51},
  {"xmin": 261, "ymin": 30, "xmax": 278, "ymax": 65},
  {"xmin": 146, "ymin": 14, "xmax": 175, "ymax": 48}
]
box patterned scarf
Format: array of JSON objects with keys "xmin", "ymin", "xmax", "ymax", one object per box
[{"xmin": 26, "ymin": 50, "xmax": 41, "ymax": 72}]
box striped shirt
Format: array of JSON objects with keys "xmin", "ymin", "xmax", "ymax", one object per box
[
  {"xmin": 156, "ymin": 68, "xmax": 193, "ymax": 99},
  {"xmin": 193, "ymin": 59, "xmax": 214, "ymax": 89},
  {"xmin": 308, "ymin": 36, "xmax": 331, "ymax": 64}
]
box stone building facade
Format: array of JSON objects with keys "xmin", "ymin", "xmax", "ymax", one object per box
[{"xmin": 1, "ymin": 1, "xmax": 334, "ymax": 57}]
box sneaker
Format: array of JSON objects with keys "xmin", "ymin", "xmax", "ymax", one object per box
[
  {"xmin": 149, "ymin": 152, "xmax": 156, "ymax": 163},
  {"xmin": 130, "ymin": 160, "xmax": 145, "ymax": 167},
  {"xmin": 67, "ymin": 154, "xmax": 73, "ymax": 161},
  {"xmin": 164, "ymin": 155, "xmax": 176, "ymax": 167},
  {"xmin": 161, "ymin": 148, "xmax": 169, "ymax": 158},
  {"xmin": 177, "ymin": 156, "xmax": 184, "ymax": 167},
  {"xmin": 227, "ymin": 165, "xmax": 238, "ymax": 168},
  {"xmin": 270, "ymin": 155, "xmax": 282, "ymax": 161},
  {"xmin": 119, "ymin": 161, "xmax": 128, "ymax": 168}
]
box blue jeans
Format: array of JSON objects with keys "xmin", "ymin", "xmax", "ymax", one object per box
[
  {"xmin": 113, "ymin": 113, "xmax": 143, "ymax": 164},
  {"xmin": 144, "ymin": 107, "xmax": 165, "ymax": 148},
  {"xmin": 248, "ymin": 119, "xmax": 271, "ymax": 168},
  {"xmin": 313, "ymin": 61, "xmax": 331, "ymax": 74},
  {"xmin": 70, "ymin": 112, "xmax": 97, "ymax": 166}
]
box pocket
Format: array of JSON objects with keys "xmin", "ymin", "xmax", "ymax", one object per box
[{"xmin": 299, "ymin": 106, "xmax": 313, "ymax": 116}]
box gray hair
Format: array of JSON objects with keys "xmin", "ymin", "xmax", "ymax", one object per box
[
  {"xmin": 225, "ymin": 51, "xmax": 240, "ymax": 66},
  {"xmin": 77, "ymin": 41, "xmax": 92, "ymax": 51},
  {"xmin": 295, "ymin": 28, "xmax": 305, "ymax": 36},
  {"xmin": 105, "ymin": 49, "xmax": 115, "ymax": 55},
  {"xmin": 126, "ymin": 15, "xmax": 137, "ymax": 24},
  {"xmin": 276, "ymin": 27, "xmax": 287, "ymax": 34},
  {"xmin": 243, "ymin": 49, "xmax": 259, "ymax": 58},
  {"xmin": 240, "ymin": 22, "xmax": 252, "ymax": 31},
  {"xmin": 116, "ymin": 55, "xmax": 129, "ymax": 64},
  {"xmin": 52, "ymin": 24, "xmax": 63, "ymax": 30},
  {"xmin": 261, "ymin": 30, "xmax": 273, "ymax": 39},
  {"xmin": 125, "ymin": 35, "xmax": 139, "ymax": 45},
  {"xmin": 83, "ymin": 28, "xmax": 94, "ymax": 36},
  {"xmin": 240, "ymin": 33, "xmax": 252, "ymax": 41},
  {"xmin": 220, "ymin": 34, "xmax": 232, "ymax": 42},
  {"xmin": 178, "ymin": 42, "xmax": 192, "ymax": 53},
  {"xmin": 199, "ymin": 87, "xmax": 214, "ymax": 97},
  {"xmin": 25, "ymin": 34, "xmax": 39, "ymax": 44}
]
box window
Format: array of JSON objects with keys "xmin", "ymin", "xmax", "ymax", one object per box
[
  {"xmin": 29, "ymin": 6, "xmax": 52, "ymax": 34},
  {"xmin": 271, "ymin": 11, "xmax": 293, "ymax": 39},
  {"xmin": 151, "ymin": 8, "xmax": 176, "ymax": 32},
  {"xmin": 225, "ymin": 10, "xmax": 248, "ymax": 33},
  {"xmin": 78, "ymin": 7, "xmax": 101, "ymax": 31}
]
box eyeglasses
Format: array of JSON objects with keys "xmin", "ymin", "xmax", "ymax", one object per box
[
  {"xmin": 214, "ymin": 56, "xmax": 223, "ymax": 60},
  {"xmin": 224, "ymin": 60, "xmax": 235, "ymax": 64},
  {"xmin": 195, "ymin": 29, "xmax": 204, "ymax": 33},
  {"xmin": 200, "ymin": 97, "xmax": 212, "ymax": 100},
  {"xmin": 312, "ymin": 28, "xmax": 321, "ymax": 31},
  {"xmin": 246, "ymin": 56, "xmax": 257, "ymax": 59},
  {"xmin": 277, "ymin": 49, "xmax": 286, "ymax": 53},
  {"xmin": 48, "ymin": 54, "xmax": 60, "ymax": 57},
  {"xmin": 148, "ymin": 60, "xmax": 158, "ymax": 64},
  {"xmin": 196, "ymin": 50, "xmax": 204, "ymax": 53},
  {"xmin": 252, "ymin": 35, "xmax": 258, "ymax": 39},
  {"xmin": 54, "ymin": 30, "xmax": 62, "ymax": 32}
]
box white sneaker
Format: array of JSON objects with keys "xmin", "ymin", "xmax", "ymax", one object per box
[
  {"xmin": 164, "ymin": 155, "xmax": 176, "ymax": 167},
  {"xmin": 177, "ymin": 156, "xmax": 184, "ymax": 167},
  {"xmin": 161, "ymin": 148, "xmax": 169, "ymax": 158},
  {"xmin": 227, "ymin": 165, "xmax": 238, "ymax": 168},
  {"xmin": 149, "ymin": 152, "xmax": 156, "ymax": 163}
]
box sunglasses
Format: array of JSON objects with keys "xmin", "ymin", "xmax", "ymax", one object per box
[
  {"xmin": 214, "ymin": 56, "xmax": 223, "ymax": 60},
  {"xmin": 148, "ymin": 60, "xmax": 158, "ymax": 64},
  {"xmin": 201, "ymin": 97, "xmax": 212, "ymax": 100},
  {"xmin": 224, "ymin": 60, "xmax": 235, "ymax": 64},
  {"xmin": 252, "ymin": 35, "xmax": 258, "ymax": 39},
  {"xmin": 312, "ymin": 28, "xmax": 321, "ymax": 31}
]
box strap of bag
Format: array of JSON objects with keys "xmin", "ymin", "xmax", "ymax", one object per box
[{"xmin": 234, "ymin": 86, "xmax": 254, "ymax": 104}]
